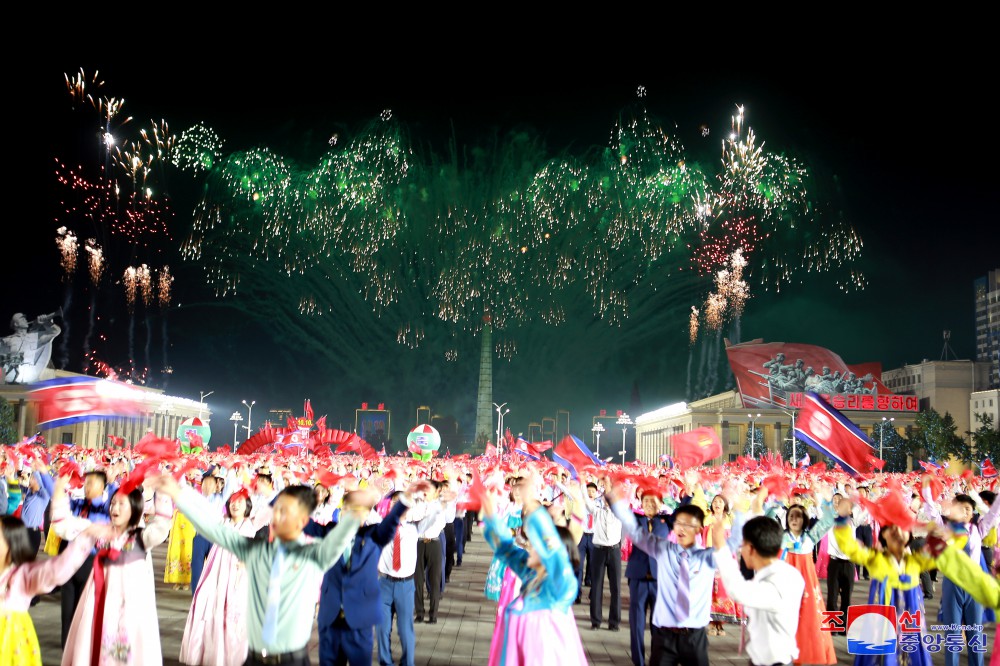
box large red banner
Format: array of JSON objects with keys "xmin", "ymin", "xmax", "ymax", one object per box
[{"xmin": 725, "ymin": 340, "xmax": 910, "ymax": 411}]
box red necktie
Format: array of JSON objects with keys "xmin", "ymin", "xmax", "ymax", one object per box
[
  {"xmin": 392, "ymin": 528, "xmax": 402, "ymax": 571},
  {"xmin": 588, "ymin": 514, "xmax": 593, "ymax": 530}
]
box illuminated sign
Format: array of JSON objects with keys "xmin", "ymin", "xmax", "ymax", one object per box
[{"xmin": 788, "ymin": 392, "xmax": 919, "ymax": 412}]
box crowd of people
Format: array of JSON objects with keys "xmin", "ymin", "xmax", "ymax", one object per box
[{"xmin": 1, "ymin": 440, "xmax": 999, "ymax": 666}]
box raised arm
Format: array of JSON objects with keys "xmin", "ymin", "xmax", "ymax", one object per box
[
  {"xmin": 139, "ymin": 491, "xmax": 175, "ymax": 550},
  {"xmin": 155, "ymin": 475, "xmax": 253, "ymax": 561}
]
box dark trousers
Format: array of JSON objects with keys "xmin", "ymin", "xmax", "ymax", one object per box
[
  {"xmin": 444, "ymin": 521, "xmax": 456, "ymax": 580},
  {"xmin": 414, "ymin": 538, "xmax": 442, "ymax": 619},
  {"xmin": 628, "ymin": 577, "xmax": 657, "ymax": 666},
  {"xmin": 27, "ymin": 527, "xmax": 43, "ymax": 555},
  {"xmin": 61, "ymin": 551, "xmax": 95, "ymax": 646},
  {"xmin": 578, "ymin": 532, "xmax": 594, "ymax": 589},
  {"xmin": 590, "ymin": 542, "xmax": 621, "ymax": 627},
  {"xmin": 454, "ymin": 516, "xmax": 465, "ymax": 565},
  {"xmin": 319, "ymin": 621, "xmax": 374, "ymax": 666},
  {"xmin": 855, "ymin": 525, "xmax": 873, "ymax": 578},
  {"xmin": 826, "ymin": 557, "xmax": 854, "ymax": 616},
  {"xmin": 649, "ymin": 626, "xmax": 709, "ymax": 666},
  {"xmin": 190, "ymin": 533, "xmax": 212, "ymax": 594},
  {"xmin": 245, "ymin": 652, "xmax": 309, "ymax": 666},
  {"xmin": 464, "ymin": 512, "xmax": 474, "ymax": 543}
]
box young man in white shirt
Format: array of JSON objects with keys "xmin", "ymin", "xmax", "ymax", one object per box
[{"xmin": 710, "ymin": 514, "xmax": 805, "ymax": 666}]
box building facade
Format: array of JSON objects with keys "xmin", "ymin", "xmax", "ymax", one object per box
[
  {"xmin": 882, "ymin": 359, "xmax": 992, "ymax": 451},
  {"xmin": 975, "ymin": 269, "xmax": 1000, "ymax": 389},
  {"xmin": 634, "ymin": 390, "xmax": 915, "ymax": 467},
  {"xmin": 970, "ymin": 389, "xmax": 1000, "ymax": 433}
]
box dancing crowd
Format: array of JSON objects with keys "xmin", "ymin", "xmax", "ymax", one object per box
[{"xmin": 1, "ymin": 440, "xmax": 999, "ymax": 666}]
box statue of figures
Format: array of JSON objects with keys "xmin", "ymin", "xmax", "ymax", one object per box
[{"xmin": 1, "ymin": 311, "xmax": 61, "ymax": 384}]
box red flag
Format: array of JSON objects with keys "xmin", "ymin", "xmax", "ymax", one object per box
[
  {"xmin": 552, "ymin": 435, "xmax": 604, "ymax": 479},
  {"xmin": 794, "ymin": 392, "xmax": 873, "ymax": 477},
  {"xmin": 670, "ymin": 427, "xmax": 722, "ymax": 469},
  {"xmin": 485, "ymin": 442, "xmax": 498, "ymax": 458},
  {"xmin": 458, "ymin": 467, "xmax": 487, "ymax": 513},
  {"xmin": 134, "ymin": 433, "xmax": 180, "ymax": 459},
  {"xmin": 981, "ymin": 459, "xmax": 998, "ymax": 478}
]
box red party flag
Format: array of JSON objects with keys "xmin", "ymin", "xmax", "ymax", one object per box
[{"xmin": 670, "ymin": 427, "xmax": 722, "ymax": 469}]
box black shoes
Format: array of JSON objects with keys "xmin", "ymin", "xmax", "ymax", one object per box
[
  {"xmin": 428, "ymin": 617, "xmax": 438, "ymax": 624},
  {"xmin": 415, "ymin": 616, "xmax": 425, "ymax": 623},
  {"xmin": 608, "ymin": 626, "xmax": 620, "ymax": 632},
  {"xmin": 591, "ymin": 623, "xmax": 600, "ymax": 630}
]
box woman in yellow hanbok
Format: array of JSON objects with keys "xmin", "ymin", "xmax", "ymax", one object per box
[
  {"xmin": 834, "ymin": 499, "xmax": 937, "ymax": 666},
  {"xmin": 163, "ymin": 475, "xmax": 197, "ymax": 588}
]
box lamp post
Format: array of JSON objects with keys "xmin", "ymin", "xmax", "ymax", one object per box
[
  {"xmin": 198, "ymin": 390, "xmax": 214, "ymax": 420},
  {"xmin": 592, "ymin": 421, "xmax": 605, "ymax": 457},
  {"xmin": 748, "ymin": 412, "xmax": 761, "ymax": 458},
  {"xmin": 242, "ymin": 400, "xmax": 256, "ymax": 439},
  {"xmin": 229, "ymin": 411, "xmax": 243, "ymax": 445},
  {"xmin": 493, "ymin": 402, "xmax": 509, "ymax": 455},
  {"xmin": 780, "ymin": 408, "xmax": 797, "ymax": 464},
  {"xmin": 617, "ymin": 412, "xmax": 633, "ymax": 465},
  {"xmin": 880, "ymin": 416, "xmax": 895, "ymax": 461}
]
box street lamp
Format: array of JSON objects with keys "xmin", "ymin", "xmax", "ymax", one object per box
[
  {"xmin": 880, "ymin": 416, "xmax": 895, "ymax": 461},
  {"xmin": 198, "ymin": 390, "xmax": 214, "ymax": 420},
  {"xmin": 592, "ymin": 421, "xmax": 605, "ymax": 457},
  {"xmin": 229, "ymin": 411, "xmax": 244, "ymax": 445},
  {"xmin": 493, "ymin": 402, "xmax": 509, "ymax": 455},
  {"xmin": 748, "ymin": 413, "xmax": 761, "ymax": 458},
  {"xmin": 617, "ymin": 413, "xmax": 633, "ymax": 465},
  {"xmin": 242, "ymin": 400, "xmax": 256, "ymax": 439}
]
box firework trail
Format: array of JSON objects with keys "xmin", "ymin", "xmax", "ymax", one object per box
[
  {"xmin": 54, "ymin": 70, "xmax": 175, "ymax": 385},
  {"xmin": 54, "ymin": 228, "xmax": 79, "ymax": 368}
]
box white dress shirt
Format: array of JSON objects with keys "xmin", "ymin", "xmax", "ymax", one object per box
[
  {"xmin": 715, "ymin": 546, "xmax": 805, "ymax": 666},
  {"xmin": 415, "ymin": 500, "xmax": 448, "ymax": 539},
  {"xmin": 379, "ymin": 519, "xmax": 418, "ymax": 577},
  {"xmin": 585, "ymin": 495, "xmax": 622, "ymax": 546}
]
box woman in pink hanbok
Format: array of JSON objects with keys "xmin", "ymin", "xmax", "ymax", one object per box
[
  {"xmin": 179, "ymin": 488, "xmax": 267, "ymax": 666},
  {"xmin": 53, "ymin": 480, "xmax": 173, "ymax": 666},
  {"xmin": 482, "ymin": 470, "xmax": 586, "ymax": 666}
]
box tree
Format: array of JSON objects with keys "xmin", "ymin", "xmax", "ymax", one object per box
[
  {"xmin": 969, "ymin": 413, "xmax": 1000, "ymax": 470},
  {"xmin": 781, "ymin": 433, "xmax": 808, "ymax": 467},
  {"xmin": 873, "ymin": 419, "xmax": 911, "ymax": 473},
  {"xmin": 0, "ymin": 397, "xmax": 15, "ymax": 444},
  {"xmin": 911, "ymin": 409, "xmax": 968, "ymax": 465},
  {"xmin": 743, "ymin": 425, "xmax": 764, "ymax": 459}
]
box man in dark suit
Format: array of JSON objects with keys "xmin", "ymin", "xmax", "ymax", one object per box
[
  {"xmin": 306, "ymin": 482, "xmax": 421, "ymax": 665},
  {"xmin": 625, "ymin": 489, "xmax": 672, "ymax": 666}
]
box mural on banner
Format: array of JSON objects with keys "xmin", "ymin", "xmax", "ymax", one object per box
[{"xmin": 725, "ymin": 339, "xmax": 917, "ymax": 411}]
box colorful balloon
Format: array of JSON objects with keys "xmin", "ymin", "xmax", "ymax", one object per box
[{"xmin": 407, "ymin": 424, "xmax": 441, "ymax": 462}]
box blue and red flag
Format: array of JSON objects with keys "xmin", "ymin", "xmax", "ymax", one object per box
[
  {"xmin": 552, "ymin": 434, "xmax": 604, "ymax": 479},
  {"xmin": 798, "ymin": 452, "xmax": 811, "ymax": 468},
  {"xmin": 794, "ymin": 392, "xmax": 875, "ymax": 477},
  {"xmin": 918, "ymin": 459, "xmax": 943, "ymax": 473}
]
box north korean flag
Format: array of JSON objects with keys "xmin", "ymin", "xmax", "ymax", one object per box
[{"xmin": 794, "ymin": 391, "xmax": 875, "ymax": 477}]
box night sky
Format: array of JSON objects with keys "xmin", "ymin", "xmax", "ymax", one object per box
[{"xmin": 6, "ymin": 58, "xmax": 996, "ymax": 451}]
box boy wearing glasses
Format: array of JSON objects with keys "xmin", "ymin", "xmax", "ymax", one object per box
[{"xmin": 609, "ymin": 482, "xmax": 730, "ymax": 666}]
